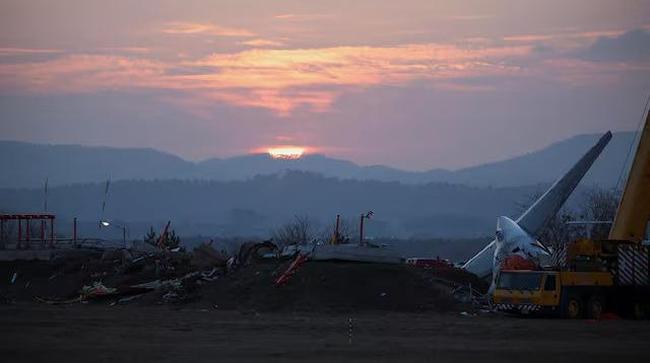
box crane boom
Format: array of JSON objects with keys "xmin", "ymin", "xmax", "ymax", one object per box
[{"xmin": 609, "ymin": 109, "xmax": 650, "ymax": 242}]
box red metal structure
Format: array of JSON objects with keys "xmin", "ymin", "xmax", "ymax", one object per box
[
  {"xmin": 275, "ymin": 253, "xmax": 308, "ymax": 287},
  {"xmin": 0, "ymin": 214, "xmax": 55, "ymax": 249}
]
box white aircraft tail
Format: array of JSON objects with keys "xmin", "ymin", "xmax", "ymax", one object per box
[
  {"xmin": 488, "ymin": 216, "xmax": 550, "ymax": 292},
  {"xmin": 463, "ymin": 131, "xmax": 612, "ymax": 279}
]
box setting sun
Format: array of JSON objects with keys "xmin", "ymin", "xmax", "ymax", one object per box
[{"xmin": 267, "ymin": 146, "xmax": 306, "ymax": 159}]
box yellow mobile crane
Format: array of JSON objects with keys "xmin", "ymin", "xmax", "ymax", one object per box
[{"xmin": 492, "ymin": 107, "xmax": 650, "ymax": 319}]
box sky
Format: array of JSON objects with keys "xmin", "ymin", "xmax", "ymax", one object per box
[{"xmin": 1, "ymin": 0, "xmax": 649, "ymax": 170}]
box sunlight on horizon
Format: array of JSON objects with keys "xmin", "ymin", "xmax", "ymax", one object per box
[{"xmin": 267, "ymin": 146, "xmax": 306, "ymax": 159}]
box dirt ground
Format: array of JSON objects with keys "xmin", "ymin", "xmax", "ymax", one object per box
[
  {"xmin": 1, "ymin": 304, "xmax": 650, "ymax": 363},
  {"xmin": 2, "ymin": 257, "xmax": 649, "ymax": 362},
  {"xmin": 0, "ymin": 258, "xmax": 485, "ymax": 312}
]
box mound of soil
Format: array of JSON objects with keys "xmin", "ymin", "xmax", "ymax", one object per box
[
  {"xmin": 0, "ymin": 249, "xmax": 195, "ymax": 303},
  {"xmin": 0, "ymin": 254, "xmax": 101, "ymax": 302},
  {"xmin": 198, "ymin": 260, "xmax": 479, "ymax": 313},
  {"xmin": 1, "ymin": 252, "xmax": 487, "ymax": 313}
]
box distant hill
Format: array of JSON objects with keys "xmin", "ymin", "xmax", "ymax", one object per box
[
  {"xmin": 0, "ymin": 171, "xmax": 545, "ymax": 239},
  {"xmin": 440, "ymin": 132, "xmax": 633, "ymax": 187},
  {"xmin": 0, "ymin": 131, "xmax": 632, "ymax": 188},
  {"xmin": 0, "ymin": 141, "xmax": 193, "ymax": 188}
]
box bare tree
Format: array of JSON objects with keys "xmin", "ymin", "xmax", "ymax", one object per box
[
  {"xmin": 318, "ymin": 216, "xmax": 358, "ymax": 245},
  {"xmin": 536, "ymin": 211, "xmax": 586, "ymax": 250},
  {"xmin": 515, "ymin": 191, "xmax": 584, "ymax": 249},
  {"xmin": 143, "ymin": 226, "xmax": 182, "ymax": 250},
  {"xmin": 516, "ymin": 186, "xmax": 621, "ymax": 247},
  {"xmin": 272, "ymin": 215, "xmax": 316, "ymax": 247},
  {"xmin": 581, "ymin": 187, "xmax": 620, "ymax": 239}
]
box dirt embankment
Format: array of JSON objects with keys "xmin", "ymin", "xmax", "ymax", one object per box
[
  {"xmin": 200, "ymin": 261, "xmax": 485, "ymax": 313},
  {"xmin": 1, "ymin": 252, "xmax": 485, "ymax": 313}
]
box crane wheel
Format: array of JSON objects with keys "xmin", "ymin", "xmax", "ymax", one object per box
[
  {"xmin": 632, "ymin": 303, "xmax": 647, "ymax": 320},
  {"xmin": 563, "ymin": 294, "xmax": 583, "ymax": 319},
  {"xmin": 587, "ymin": 295, "xmax": 604, "ymax": 320}
]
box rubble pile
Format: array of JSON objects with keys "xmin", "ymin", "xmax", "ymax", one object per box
[
  {"xmin": 1, "ymin": 243, "xmax": 485, "ymax": 312},
  {"xmin": 199, "ymin": 260, "xmax": 483, "ymax": 313},
  {"xmin": 0, "ymin": 245, "xmax": 220, "ymax": 305}
]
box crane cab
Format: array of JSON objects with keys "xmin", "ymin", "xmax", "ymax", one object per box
[{"xmin": 493, "ymin": 270, "xmax": 561, "ymax": 314}]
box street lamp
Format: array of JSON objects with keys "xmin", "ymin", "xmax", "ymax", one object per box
[{"xmin": 99, "ymin": 220, "xmax": 127, "ymax": 248}]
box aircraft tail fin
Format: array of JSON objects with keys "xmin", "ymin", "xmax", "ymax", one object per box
[
  {"xmin": 516, "ymin": 131, "xmax": 612, "ymax": 236},
  {"xmin": 462, "ymin": 131, "xmax": 612, "ymax": 279}
]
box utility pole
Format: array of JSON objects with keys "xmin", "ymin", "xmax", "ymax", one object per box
[
  {"xmin": 359, "ymin": 214, "xmax": 364, "ymax": 245},
  {"xmin": 333, "ymin": 214, "xmax": 340, "ymax": 245},
  {"xmin": 358, "ymin": 211, "xmax": 374, "ymax": 246}
]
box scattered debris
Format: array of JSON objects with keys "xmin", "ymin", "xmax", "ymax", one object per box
[
  {"xmin": 116, "ymin": 294, "xmax": 144, "ymax": 304},
  {"xmin": 275, "ymin": 253, "xmax": 308, "ymax": 286},
  {"xmin": 48, "ymin": 272, "xmax": 62, "ymax": 280},
  {"xmin": 81, "ymin": 282, "xmax": 117, "ymax": 299},
  {"xmin": 1, "ymin": 243, "xmax": 485, "ymax": 312},
  {"xmin": 34, "ymin": 295, "xmax": 82, "ymax": 305},
  {"xmin": 192, "ymin": 243, "xmax": 227, "ymax": 270},
  {"xmin": 235, "ymin": 241, "xmax": 279, "ymax": 268}
]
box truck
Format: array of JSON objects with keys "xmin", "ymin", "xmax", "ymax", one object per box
[
  {"xmin": 493, "ymin": 105, "xmax": 650, "ymax": 319},
  {"xmin": 492, "ymin": 240, "xmax": 649, "ymax": 318}
]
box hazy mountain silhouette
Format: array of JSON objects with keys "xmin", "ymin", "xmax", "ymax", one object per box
[
  {"xmin": 0, "ymin": 171, "xmax": 552, "ymax": 239},
  {"xmin": 0, "ymin": 131, "xmax": 632, "ymax": 189},
  {"xmin": 0, "ymin": 141, "xmax": 193, "ymax": 188},
  {"xmin": 440, "ymin": 131, "xmax": 633, "ymax": 187}
]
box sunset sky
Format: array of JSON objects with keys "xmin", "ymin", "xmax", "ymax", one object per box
[{"xmin": 1, "ymin": 0, "xmax": 649, "ymax": 169}]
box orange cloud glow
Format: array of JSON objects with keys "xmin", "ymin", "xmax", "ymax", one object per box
[
  {"xmin": 0, "ymin": 55, "xmax": 165, "ymax": 93},
  {"xmin": 0, "ymin": 55, "xmax": 166, "ymax": 93},
  {"xmin": 161, "ymin": 22, "xmax": 254, "ymax": 37},
  {"xmin": 191, "ymin": 44, "xmax": 532, "ymax": 89},
  {"xmin": 1, "ymin": 42, "xmax": 535, "ymax": 114},
  {"xmin": 206, "ymin": 89, "xmax": 337, "ymax": 116},
  {"xmin": 240, "ymin": 39, "xmax": 286, "ymax": 47},
  {"xmin": 174, "ymin": 43, "xmax": 532, "ymax": 113},
  {"xmin": 3, "ymin": 33, "xmax": 642, "ymax": 116}
]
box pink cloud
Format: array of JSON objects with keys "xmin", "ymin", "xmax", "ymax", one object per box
[
  {"xmin": 0, "ymin": 54, "xmax": 165, "ymax": 93},
  {"xmin": 160, "ymin": 22, "xmax": 254, "ymax": 37},
  {"xmin": 0, "ymin": 48, "xmax": 63, "ymax": 56},
  {"xmin": 240, "ymin": 39, "xmax": 286, "ymax": 48},
  {"xmin": 504, "ymin": 29, "xmax": 624, "ymax": 43},
  {"xmin": 2, "ymin": 36, "xmax": 645, "ymax": 116}
]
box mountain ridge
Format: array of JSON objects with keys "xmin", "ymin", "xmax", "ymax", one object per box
[{"xmin": 0, "ymin": 131, "xmax": 632, "ymax": 189}]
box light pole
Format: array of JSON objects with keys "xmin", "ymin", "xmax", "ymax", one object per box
[
  {"xmin": 359, "ymin": 211, "xmax": 374, "ymax": 246},
  {"xmin": 100, "ymin": 220, "xmax": 127, "ymax": 248}
]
